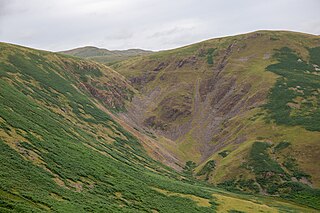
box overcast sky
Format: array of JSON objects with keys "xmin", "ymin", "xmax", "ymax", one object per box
[{"xmin": 0, "ymin": 0, "xmax": 319, "ymax": 51}]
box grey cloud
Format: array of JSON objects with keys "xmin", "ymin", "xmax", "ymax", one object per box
[
  {"xmin": 0, "ymin": 0, "xmax": 11, "ymax": 18},
  {"xmin": 148, "ymin": 26, "xmax": 196, "ymax": 39},
  {"xmin": 0, "ymin": 0, "xmax": 319, "ymax": 51},
  {"xmin": 104, "ymin": 30, "xmax": 134, "ymax": 40}
]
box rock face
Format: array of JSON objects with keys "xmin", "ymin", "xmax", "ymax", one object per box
[
  {"xmin": 114, "ymin": 32, "xmax": 269, "ymax": 161},
  {"xmin": 80, "ymin": 80, "xmax": 132, "ymax": 110}
]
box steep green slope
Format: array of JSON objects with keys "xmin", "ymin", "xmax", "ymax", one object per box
[
  {"xmin": 60, "ymin": 46, "xmax": 152, "ymax": 65},
  {"xmin": 265, "ymin": 46, "xmax": 320, "ymax": 131},
  {"xmin": 0, "ymin": 42, "xmax": 210, "ymax": 212},
  {"xmin": 111, "ymin": 31, "xmax": 320, "ymax": 209},
  {"xmin": 1, "ymin": 42, "xmax": 314, "ymax": 212}
]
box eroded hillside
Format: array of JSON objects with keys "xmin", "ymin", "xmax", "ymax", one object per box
[{"xmin": 111, "ymin": 31, "xmax": 320, "ymax": 208}]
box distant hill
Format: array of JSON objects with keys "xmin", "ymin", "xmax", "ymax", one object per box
[{"xmin": 59, "ymin": 46, "xmax": 153, "ymax": 64}]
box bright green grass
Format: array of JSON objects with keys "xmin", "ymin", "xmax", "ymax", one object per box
[
  {"xmin": 0, "ymin": 43, "xmax": 218, "ymax": 212},
  {"xmin": 219, "ymin": 141, "xmax": 320, "ymax": 210},
  {"xmin": 265, "ymin": 47, "xmax": 320, "ymax": 131}
]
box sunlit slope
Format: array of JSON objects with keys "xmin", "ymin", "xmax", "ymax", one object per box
[{"xmin": 111, "ymin": 31, "xmax": 320, "ymax": 209}]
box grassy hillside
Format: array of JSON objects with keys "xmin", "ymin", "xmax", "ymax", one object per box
[
  {"xmin": 60, "ymin": 46, "xmax": 153, "ymax": 65},
  {"xmin": 111, "ymin": 31, "xmax": 320, "ymax": 209},
  {"xmin": 1, "ymin": 42, "xmax": 315, "ymax": 212}
]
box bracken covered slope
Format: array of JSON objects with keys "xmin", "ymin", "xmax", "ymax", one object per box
[
  {"xmin": 111, "ymin": 31, "xmax": 320, "ymax": 209},
  {"xmin": 1, "ymin": 42, "xmax": 315, "ymax": 212}
]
